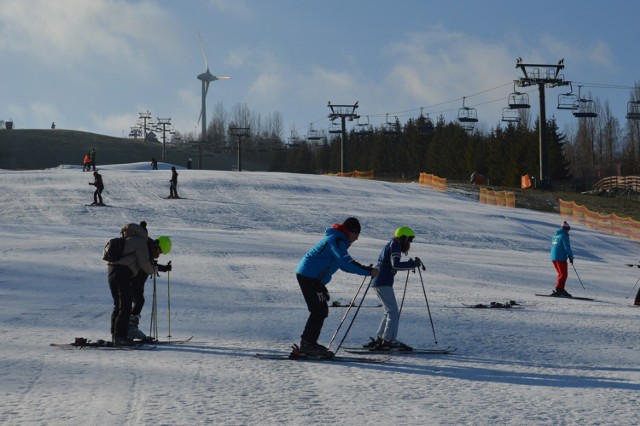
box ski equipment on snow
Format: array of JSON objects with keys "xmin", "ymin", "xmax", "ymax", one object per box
[
  {"xmin": 50, "ymin": 337, "xmax": 156, "ymax": 350},
  {"xmin": 535, "ymin": 294, "xmax": 594, "ymax": 301},
  {"xmin": 344, "ymin": 345, "xmax": 456, "ymax": 355}
]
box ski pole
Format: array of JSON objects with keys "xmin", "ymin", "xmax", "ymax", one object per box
[
  {"xmin": 333, "ymin": 277, "xmax": 374, "ymax": 355},
  {"xmin": 397, "ymin": 270, "xmax": 411, "ymax": 319},
  {"xmin": 625, "ymin": 274, "xmax": 640, "ymax": 299},
  {"xmin": 167, "ymin": 268, "xmax": 171, "ymax": 338},
  {"xmin": 150, "ymin": 272, "xmax": 158, "ymax": 341},
  {"xmin": 417, "ymin": 264, "xmax": 438, "ymax": 345},
  {"xmin": 327, "ymin": 275, "xmax": 369, "ymax": 350},
  {"xmin": 571, "ymin": 262, "xmax": 586, "ymax": 290}
]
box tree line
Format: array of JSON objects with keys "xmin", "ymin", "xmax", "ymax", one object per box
[{"xmin": 176, "ymin": 83, "xmax": 640, "ymax": 190}]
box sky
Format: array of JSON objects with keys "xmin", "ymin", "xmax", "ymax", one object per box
[
  {"xmin": 1, "ymin": 0, "xmax": 639, "ymax": 141},
  {"xmin": 1, "ymin": 162, "xmax": 640, "ymax": 424}
]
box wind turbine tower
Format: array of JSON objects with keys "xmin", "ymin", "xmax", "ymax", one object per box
[{"xmin": 197, "ymin": 31, "xmax": 230, "ymax": 142}]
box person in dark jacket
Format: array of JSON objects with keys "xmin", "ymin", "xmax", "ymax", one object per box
[
  {"xmin": 89, "ymin": 171, "xmax": 104, "ymax": 205},
  {"xmin": 169, "ymin": 167, "xmax": 179, "ymax": 198},
  {"xmin": 295, "ymin": 217, "xmax": 379, "ymax": 357},
  {"xmin": 550, "ymin": 221, "xmax": 574, "ymax": 297},
  {"xmin": 128, "ymin": 221, "xmax": 172, "ymax": 341},
  {"xmin": 89, "ymin": 148, "xmax": 96, "ymax": 171},
  {"xmin": 365, "ymin": 226, "xmax": 421, "ymax": 351},
  {"xmin": 107, "ymin": 223, "xmax": 155, "ymax": 346}
]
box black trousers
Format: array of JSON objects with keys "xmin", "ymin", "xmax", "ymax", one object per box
[
  {"xmin": 297, "ymin": 274, "xmax": 328, "ymax": 344},
  {"xmin": 131, "ymin": 271, "xmax": 148, "ymax": 316},
  {"xmin": 108, "ymin": 265, "xmax": 133, "ymax": 338}
]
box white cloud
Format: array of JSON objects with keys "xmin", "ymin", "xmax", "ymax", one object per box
[{"xmin": 0, "ymin": 0, "xmax": 178, "ymax": 73}]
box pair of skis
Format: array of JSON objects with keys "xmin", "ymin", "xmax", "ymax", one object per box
[{"xmin": 50, "ymin": 336, "xmax": 193, "ymax": 351}]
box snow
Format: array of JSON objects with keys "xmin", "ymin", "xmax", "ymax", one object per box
[{"xmin": 1, "ymin": 162, "xmax": 639, "ymax": 425}]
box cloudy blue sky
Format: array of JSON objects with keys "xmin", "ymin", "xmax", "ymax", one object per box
[{"xmin": 1, "ymin": 0, "xmax": 638, "ymax": 139}]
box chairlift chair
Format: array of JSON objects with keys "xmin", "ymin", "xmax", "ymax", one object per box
[
  {"xmin": 508, "ymin": 92, "xmax": 530, "ymax": 109},
  {"xmin": 501, "ymin": 107, "xmax": 521, "ymax": 123},
  {"xmin": 306, "ymin": 123, "xmax": 322, "ymax": 141},
  {"xmin": 382, "ymin": 114, "xmax": 401, "ymax": 135},
  {"xmin": 626, "ymin": 101, "xmax": 640, "ymax": 120},
  {"xmin": 558, "ymin": 93, "xmax": 579, "ymax": 110},
  {"xmin": 458, "ymin": 97, "xmax": 478, "ymax": 123},
  {"xmin": 417, "ymin": 109, "xmax": 435, "ymax": 135},
  {"xmin": 354, "ymin": 116, "xmax": 373, "ymax": 135},
  {"xmin": 572, "ymin": 99, "xmax": 597, "ymax": 118},
  {"xmin": 328, "ymin": 121, "xmax": 341, "ymax": 134}
]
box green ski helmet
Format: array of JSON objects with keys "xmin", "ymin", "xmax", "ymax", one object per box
[
  {"xmin": 394, "ymin": 226, "xmax": 415, "ymax": 239},
  {"xmin": 156, "ymin": 236, "xmax": 172, "ymax": 254}
]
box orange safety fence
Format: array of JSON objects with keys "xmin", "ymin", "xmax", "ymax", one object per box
[
  {"xmin": 419, "ymin": 172, "xmax": 446, "ymax": 192},
  {"xmin": 325, "ymin": 170, "xmax": 375, "ymax": 179},
  {"xmin": 559, "ymin": 198, "xmax": 640, "ymax": 242},
  {"xmin": 479, "ymin": 187, "xmax": 515, "ymax": 208}
]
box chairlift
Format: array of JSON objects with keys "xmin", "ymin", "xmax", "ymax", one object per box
[
  {"xmin": 306, "ymin": 123, "xmax": 322, "ymax": 141},
  {"xmin": 328, "ymin": 121, "xmax": 341, "ymax": 134},
  {"xmin": 354, "ymin": 116, "xmax": 373, "ymax": 135},
  {"xmin": 501, "ymin": 107, "xmax": 521, "ymax": 123},
  {"xmin": 626, "ymin": 101, "xmax": 640, "ymax": 120},
  {"xmin": 557, "ymin": 83, "xmax": 578, "ymax": 110},
  {"xmin": 508, "ymin": 84, "xmax": 531, "ymax": 109},
  {"xmin": 417, "ymin": 108, "xmax": 435, "ymax": 135},
  {"xmin": 458, "ymin": 97, "xmax": 478, "ymax": 123},
  {"xmin": 382, "ymin": 114, "xmax": 401, "ymax": 135},
  {"xmin": 572, "ymin": 86, "xmax": 597, "ymax": 118}
]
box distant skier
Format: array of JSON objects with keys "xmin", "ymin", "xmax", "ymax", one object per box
[
  {"xmin": 295, "ymin": 217, "xmax": 379, "ymax": 357},
  {"xmin": 89, "ymin": 148, "xmax": 97, "ymax": 171},
  {"xmin": 187, "ymin": 158, "xmax": 192, "ymax": 169},
  {"xmin": 550, "ymin": 221, "xmax": 574, "ymax": 297},
  {"xmin": 365, "ymin": 226, "xmax": 421, "ymax": 351},
  {"xmin": 89, "ymin": 170, "xmax": 104, "ymax": 205},
  {"xmin": 168, "ymin": 167, "xmax": 179, "ymax": 199},
  {"xmin": 82, "ymin": 152, "xmax": 91, "ymax": 172},
  {"xmin": 151, "ymin": 157, "xmax": 158, "ymax": 170}
]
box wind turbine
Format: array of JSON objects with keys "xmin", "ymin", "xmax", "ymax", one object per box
[{"xmin": 197, "ymin": 31, "xmax": 230, "ymax": 142}]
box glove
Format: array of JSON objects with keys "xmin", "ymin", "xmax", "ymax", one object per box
[
  {"xmin": 157, "ymin": 263, "xmax": 172, "ymax": 272},
  {"xmin": 314, "ymin": 282, "xmax": 330, "ymax": 303},
  {"xmin": 569, "ymin": 258, "xmax": 574, "ymax": 264},
  {"xmin": 413, "ymin": 257, "xmax": 423, "ymax": 267}
]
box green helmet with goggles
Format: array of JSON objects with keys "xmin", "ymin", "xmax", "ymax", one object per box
[
  {"xmin": 394, "ymin": 226, "xmax": 415, "ymax": 239},
  {"xmin": 156, "ymin": 236, "xmax": 172, "ymax": 254}
]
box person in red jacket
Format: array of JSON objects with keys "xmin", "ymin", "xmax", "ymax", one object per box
[{"xmin": 82, "ymin": 153, "xmax": 91, "ymax": 172}]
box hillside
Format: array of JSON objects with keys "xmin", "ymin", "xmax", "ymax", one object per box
[{"xmin": 0, "ymin": 129, "xmax": 268, "ymax": 171}]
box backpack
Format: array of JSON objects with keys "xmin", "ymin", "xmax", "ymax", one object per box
[{"xmin": 102, "ymin": 237, "xmax": 126, "ymax": 262}]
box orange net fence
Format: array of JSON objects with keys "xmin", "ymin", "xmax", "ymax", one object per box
[{"xmin": 559, "ymin": 199, "xmax": 640, "ymax": 242}]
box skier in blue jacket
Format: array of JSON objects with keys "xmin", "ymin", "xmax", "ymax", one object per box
[
  {"xmin": 365, "ymin": 226, "xmax": 421, "ymax": 351},
  {"xmin": 550, "ymin": 221, "xmax": 574, "ymax": 297},
  {"xmin": 295, "ymin": 217, "xmax": 379, "ymax": 357}
]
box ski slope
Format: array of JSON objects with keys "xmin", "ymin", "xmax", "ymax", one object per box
[{"xmin": 1, "ymin": 163, "xmax": 639, "ymax": 425}]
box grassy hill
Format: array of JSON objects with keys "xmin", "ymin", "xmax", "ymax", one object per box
[{"xmin": 0, "ymin": 129, "xmax": 268, "ymax": 171}]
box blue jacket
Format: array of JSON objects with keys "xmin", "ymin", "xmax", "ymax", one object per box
[
  {"xmin": 550, "ymin": 228, "xmax": 573, "ymax": 262},
  {"xmin": 296, "ymin": 226, "xmax": 371, "ymax": 285},
  {"xmin": 371, "ymin": 238, "xmax": 416, "ymax": 288}
]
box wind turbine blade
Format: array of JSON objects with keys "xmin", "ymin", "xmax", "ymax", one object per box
[
  {"xmin": 197, "ymin": 30, "xmax": 209, "ymax": 71},
  {"xmin": 197, "ymin": 110, "xmax": 202, "ymax": 126}
]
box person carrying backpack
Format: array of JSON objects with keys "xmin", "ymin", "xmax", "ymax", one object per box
[
  {"xmin": 128, "ymin": 221, "xmax": 172, "ymax": 341},
  {"xmin": 106, "ymin": 223, "xmax": 155, "ymax": 346}
]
